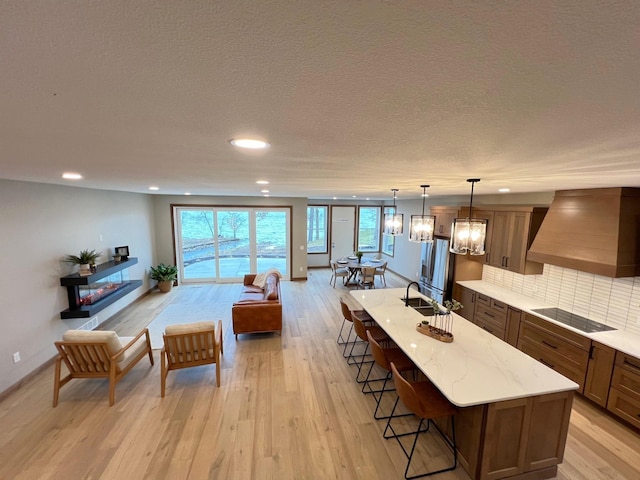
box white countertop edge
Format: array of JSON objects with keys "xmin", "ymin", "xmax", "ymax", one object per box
[
  {"xmin": 350, "ymin": 288, "xmax": 578, "ymax": 407},
  {"xmin": 457, "ymin": 280, "xmax": 640, "ymax": 359}
]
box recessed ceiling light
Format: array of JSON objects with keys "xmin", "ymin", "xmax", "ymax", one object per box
[
  {"xmin": 263, "ymin": 194, "xmax": 270, "ymax": 197},
  {"xmin": 149, "ymin": 186, "xmax": 159, "ymax": 191},
  {"xmin": 230, "ymin": 138, "xmax": 270, "ymax": 149},
  {"xmin": 261, "ymin": 189, "xmax": 269, "ymax": 193},
  {"xmin": 366, "ymin": 198, "xmax": 370, "ymax": 201},
  {"xmin": 498, "ymin": 188, "xmax": 510, "ymax": 193},
  {"xmin": 333, "ymin": 197, "xmax": 337, "ymax": 200},
  {"xmin": 352, "ymin": 195, "xmax": 357, "ymax": 198},
  {"xmin": 184, "ymin": 192, "xmax": 192, "ymax": 196},
  {"xmin": 62, "ymin": 172, "xmax": 83, "ymax": 180},
  {"xmin": 256, "ymin": 180, "xmax": 269, "ymax": 185},
  {"xmin": 421, "ymin": 193, "xmax": 429, "ymax": 197}
]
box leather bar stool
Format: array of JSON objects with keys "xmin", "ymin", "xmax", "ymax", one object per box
[{"xmin": 384, "ymin": 362, "xmax": 458, "ymax": 479}]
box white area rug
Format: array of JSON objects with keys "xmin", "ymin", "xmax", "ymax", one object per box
[{"xmin": 146, "ymin": 303, "xmax": 224, "ymax": 349}]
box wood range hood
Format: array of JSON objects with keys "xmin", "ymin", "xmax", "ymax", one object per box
[{"xmin": 527, "ymin": 187, "xmax": 640, "ymax": 278}]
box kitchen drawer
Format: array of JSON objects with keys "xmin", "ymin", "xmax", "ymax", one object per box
[
  {"xmin": 519, "ymin": 338, "xmax": 586, "ymax": 387},
  {"xmin": 607, "ymin": 388, "xmax": 640, "ymax": 430},
  {"xmin": 476, "ymin": 315, "xmax": 506, "ymax": 340},
  {"xmin": 476, "ymin": 293, "xmax": 492, "ymax": 308},
  {"xmin": 522, "ymin": 313, "xmax": 592, "ymax": 351},
  {"xmin": 519, "ymin": 322, "xmax": 589, "ymax": 372},
  {"xmin": 611, "ymin": 359, "xmax": 640, "ymax": 401}
]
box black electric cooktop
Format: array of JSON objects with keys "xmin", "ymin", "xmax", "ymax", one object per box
[{"xmin": 531, "ymin": 308, "xmax": 616, "ymax": 333}]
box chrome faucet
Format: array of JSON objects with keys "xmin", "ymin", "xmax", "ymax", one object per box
[{"xmin": 405, "ymin": 281, "xmax": 421, "ymax": 306}]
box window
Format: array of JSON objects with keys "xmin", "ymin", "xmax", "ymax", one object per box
[
  {"xmin": 307, "ymin": 206, "xmax": 328, "ymax": 253},
  {"xmin": 382, "ymin": 206, "xmax": 395, "ymax": 256},
  {"xmin": 357, "ymin": 206, "xmax": 381, "ymax": 252}
]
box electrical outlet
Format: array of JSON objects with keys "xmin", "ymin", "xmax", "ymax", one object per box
[{"xmin": 12, "ymin": 352, "xmax": 20, "ymax": 364}]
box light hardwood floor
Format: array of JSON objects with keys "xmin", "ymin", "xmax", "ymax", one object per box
[{"xmin": 1, "ymin": 270, "xmax": 639, "ymax": 479}]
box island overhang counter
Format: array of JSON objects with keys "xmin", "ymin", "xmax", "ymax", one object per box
[{"xmin": 351, "ymin": 288, "xmax": 578, "ymax": 480}]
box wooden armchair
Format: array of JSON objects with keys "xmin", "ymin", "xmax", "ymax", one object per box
[
  {"xmin": 161, "ymin": 320, "xmax": 223, "ymax": 397},
  {"xmin": 53, "ymin": 328, "xmax": 154, "ymax": 407}
]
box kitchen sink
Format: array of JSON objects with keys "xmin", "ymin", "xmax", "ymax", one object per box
[{"xmin": 400, "ymin": 297, "xmax": 435, "ymax": 316}]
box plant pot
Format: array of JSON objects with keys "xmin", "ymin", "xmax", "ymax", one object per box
[
  {"xmin": 157, "ymin": 280, "xmax": 174, "ymax": 293},
  {"xmin": 79, "ymin": 263, "xmax": 92, "ymax": 274}
]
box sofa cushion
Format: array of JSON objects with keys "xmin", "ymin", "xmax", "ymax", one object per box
[
  {"xmin": 242, "ymin": 285, "xmax": 265, "ymax": 294},
  {"xmin": 237, "ymin": 292, "xmax": 267, "ymax": 303}
]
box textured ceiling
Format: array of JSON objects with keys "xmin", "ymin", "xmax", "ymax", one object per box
[{"xmin": 1, "ymin": 1, "xmax": 639, "ymax": 200}]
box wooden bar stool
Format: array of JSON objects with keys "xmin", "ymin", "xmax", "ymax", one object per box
[{"xmin": 384, "ymin": 362, "xmax": 458, "ymax": 479}]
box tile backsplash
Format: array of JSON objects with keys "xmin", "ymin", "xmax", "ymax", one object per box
[{"xmin": 482, "ymin": 265, "xmax": 640, "ymax": 335}]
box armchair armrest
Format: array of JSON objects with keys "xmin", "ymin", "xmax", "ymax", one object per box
[
  {"xmin": 110, "ymin": 328, "xmax": 150, "ymax": 362},
  {"xmin": 244, "ymin": 274, "xmax": 257, "ymax": 285}
]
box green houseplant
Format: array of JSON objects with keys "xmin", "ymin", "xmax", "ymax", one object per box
[
  {"xmin": 150, "ymin": 263, "xmax": 178, "ymax": 293},
  {"xmin": 65, "ymin": 249, "xmax": 101, "ymax": 273}
]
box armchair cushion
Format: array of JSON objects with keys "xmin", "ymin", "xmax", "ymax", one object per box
[{"xmin": 63, "ymin": 330, "xmax": 125, "ymax": 363}]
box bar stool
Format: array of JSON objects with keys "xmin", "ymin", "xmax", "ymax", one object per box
[
  {"xmin": 384, "ymin": 362, "xmax": 458, "ymax": 479},
  {"xmin": 349, "ymin": 312, "xmax": 389, "ymax": 383},
  {"xmin": 364, "ymin": 330, "xmax": 416, "ymax": 420},
  {"xmin": 338, "ymin": 297, "xmax": 373, "ymax": 361}
]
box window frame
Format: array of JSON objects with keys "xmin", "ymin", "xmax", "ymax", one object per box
[
  {"xmin": 306, "ymin": 205, "xmax": 329, "ymax": 254},
  {"xmin": 381, "ymin": 206, "xmax": 396, "ymax": 257},
  {"xmin": 357, "ymin": 206, "xmax": 382, "ymax": 253}
]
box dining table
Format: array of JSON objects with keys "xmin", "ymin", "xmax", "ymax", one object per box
[{"xmin": 335, "ymin": 256, "xmax": 383, "ymax": 286}]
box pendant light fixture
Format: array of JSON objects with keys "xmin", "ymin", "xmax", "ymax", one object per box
[
  {"xmin": 409, "ymin": 185, "xmax": 435, "ymax": 243},
  {"xmin": 450, "ymin": 178, "xmax": 487, "ymax": 255},
  {"xmin": 384, "ymin": 188, "xmax": 404, "ymax": 236}
]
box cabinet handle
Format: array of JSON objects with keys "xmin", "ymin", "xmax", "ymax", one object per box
[
  {"xmin": 505, "ymin": 257, "xmax": 509, "ymax": 268},
  {"xmin": 542, "ymin": 340, "xmax": 558, "ymax": 349},
  {"xmin": 485, "ymin": 253, "xmax": 490, "ymax": 264},
  {"xmin": 589, "ymin": 345, "xmax": 595, "ymax": 360},
  {"xmin": 623, "ymin": 359, "xmax": 640, "ymax": 372},
  {"xmin": 483, "ymin": 327, "xmax": 494, "ymax": 333},
  {"xmin": 485, "ymin": 312, "xmax": 495, "ymax": 318},
  {"xmin": 472, "ymin": 293, "xmax": 476, "ymax": 303},
  {"xmin": 539, "ymin": 358, "xmax": 555, "ymax": 368}
]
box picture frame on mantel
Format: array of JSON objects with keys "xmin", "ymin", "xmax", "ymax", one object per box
[{"xmin": 114, "ymin": 246, "xmax": 129, "ymax": 262}]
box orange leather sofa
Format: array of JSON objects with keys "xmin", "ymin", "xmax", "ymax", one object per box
[{"xmin": 232, "ymin": 273, "xmax": 282, "ymax": 338}]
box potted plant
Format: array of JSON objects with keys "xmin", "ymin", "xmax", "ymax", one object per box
[
  {"xmin": 356, "ymin": 250, "xmax": 363, "ymax": 263},
  {"xmin": 65, "ymin": 249, "xmax": 101, "ymax": 274},
  {"xmin": 150, "ymin": 263, "xmax": 178, "ymax": 293}
]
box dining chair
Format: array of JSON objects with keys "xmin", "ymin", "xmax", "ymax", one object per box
[
  {"xmin": 358, "ymin": 266, "xmax": 376, "ymax": 289},
  {"xmin": 329, "ymin": 260, "xmax": 349, "ymax": 288},
  {"xmin": 53, "ymin": 328, "xmax": 154, "ymax": 407},
  {"xmin": 384, "ymin": 362, "xmax": 458, "ymax": 479},
  {"xmin": 161, "ymin": 320, "xmax": 223, "ymax": 397},
  {"xmin": 374, "ymin": 261, "xmax": 388, "ymax": 287}
]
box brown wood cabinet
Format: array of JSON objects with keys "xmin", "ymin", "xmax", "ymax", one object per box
[
  {"xmin": 474, "ymin": 293, "xmax": 508, "ymax": 340},
  {"xmin": 456, "ymin": 390, "xmax": 574, "ymax": 480},
  {"xmin": 505, "ymin": 306, "xmax": 522, "ymax": 348},
  {"xmin": 459, "ymin": 206, "xmax": 548, "ymax": 275},
  {"xmin": 518, "ymin": 313, "xmax": 591, "ymax": 393},
  {"xmin": 457, "ymin": 285, "xmax": 477, "ymax": 322},
  {"xmin": 583, "ymin": 341, "xmax": 615, "ymax": 407},
  {"xmin": 430, "ymin": 206, "xmax": 458, "ymax": 237},
  {"xmin": 607, "ymin": 351, "xmax": 640, "ymax": 429}
]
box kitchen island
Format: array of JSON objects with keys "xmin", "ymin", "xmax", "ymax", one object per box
[{"xmin": 351, "ymin": 288, "xmax": 579, "ymax": 480}]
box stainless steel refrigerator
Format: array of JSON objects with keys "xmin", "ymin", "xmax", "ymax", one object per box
[{"xmin": 419, "ymin": 236, "xmax": 455, "ymax": 304}]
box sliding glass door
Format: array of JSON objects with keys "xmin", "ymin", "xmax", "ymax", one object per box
[{"xmin": 175, "ymin": 207, "xmax": 289, "ymax": 283}]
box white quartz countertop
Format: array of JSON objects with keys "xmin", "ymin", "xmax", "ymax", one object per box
[
  {"xmin": 457, "ymin": 280, "xmax": 640, "ymax": 358},
  {"xmin": 351, "ymin": 288, "xmax": 578, "ymax": 408}
]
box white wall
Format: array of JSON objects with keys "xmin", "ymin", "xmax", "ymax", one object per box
[
  {"xmin": 151, "ymin": 194, "xmax": 309, "ymax": 279},
  {"xmin": 0, "ymin": 180, "xmax": 155, "ymax": 393}
]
